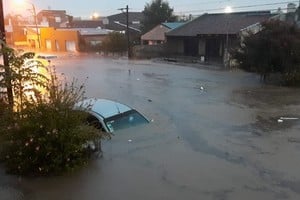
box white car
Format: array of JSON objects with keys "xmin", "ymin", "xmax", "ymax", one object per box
[{"xmin": 75, "ymin": 98, "xmax": 149, "ymax": 133}]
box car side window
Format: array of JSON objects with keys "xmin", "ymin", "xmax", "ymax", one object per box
[{"xmin": 86, "ymin": 114, "xmax": 104, "ymax": 131}]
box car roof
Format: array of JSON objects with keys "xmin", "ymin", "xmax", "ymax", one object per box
[{"xmin": 75, "ymin": 98, "xmax": 132, "ymax": 119}]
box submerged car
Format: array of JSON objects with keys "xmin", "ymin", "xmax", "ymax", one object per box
[{"xmin": 75, "ymin": 98, "xmax": 149, "ymax": 133}]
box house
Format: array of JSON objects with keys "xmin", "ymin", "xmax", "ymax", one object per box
[
  {"xmin": 40, "ymin": 27, "xmax": 79, "ymax": 51},
  {"xmin": 165, "ymin": 11, "xmax": 275, "ymax": 64},
  {"xmin": 141, "ymin": 22, "xmax": 184, "ymax": 45},
  {"xmin": 37, "ymin": 10, "xmax": 69, "ymax": 28},
  {"xmin": 104, "ymin": 12, "xmax": 144, "ymax": 32},
  {"xmin": 25, "ymin": 27, "xmax": 41, "ymax": 48},
  {"xmin": 4, "ymin": 15, "xmax": 27, "ymax": 46},
  {"xmin": 75, "ymin": 28, "xmax": 111, "ymax": 51},
  {"xmin": 271, "ymin": 3, "xmax": 300, "ymax": 25},
  {"xmin": 104, "ymin": 12, "xmax": 144, "ymax": 44},
  {"xmin": 39, "ymin": 27, "xmax": 111, "ymax": 52}
]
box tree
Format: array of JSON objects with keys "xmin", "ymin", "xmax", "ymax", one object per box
[
  {"xmin": 231, "ymin": 20, "xmax": 300, "ymax": 85},
  {"xmin": 0, "ymin": 47, "xmax": 109, "ymax": 175},
  {"xmin": 0, "ymin": 45, "xmax": 37, "ymax": 108},
  {"xmin": 141, "ymin": 0, "xmax": 176, "ymax": 33},
  {"xmin": 101, "ymin": 32, "xmax": 127, "ymax": 54}
]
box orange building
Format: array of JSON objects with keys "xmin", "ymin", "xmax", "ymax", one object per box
[{"xmin": 40, "ymin": 27, "xmax": 80, "ymax": 52}]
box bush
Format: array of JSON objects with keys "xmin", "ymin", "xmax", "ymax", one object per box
[
  {"xmin": 231, "ymin": 20, "xmax": 300, "ymax": 86},
  {"xmin": 0, "ymin": 47, "xmax": 110, "ymax": 175},
  {"xmin": 0, "ymin": 73, "xmax": 109, "ymax": 175},
  {"xmin": 101, "ymin": 32, "xmax": 127, "ymax": 53},
  {"xmin": 0, "ymin": 103, "xmax": 100, "ymax": 175}
]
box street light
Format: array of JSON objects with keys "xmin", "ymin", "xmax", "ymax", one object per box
[{"xmin": 15, "ymin": 0, "xmax": 40, "ymax": 49}]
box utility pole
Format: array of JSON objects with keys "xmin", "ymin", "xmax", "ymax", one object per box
[
  {"xmin": 126, "ymin": 5, "xmax": 130, "ymax": 58},
  {"xmin": 0, "ymin": 0, "xmax": 13, "ymax": 107},
  {"xmin": 119, "ymin": 5, "xmax": 131, "ymax": 59},
  {"xmin": 31, "ymin": 4, "xmax": 40, "ymax": 49}
]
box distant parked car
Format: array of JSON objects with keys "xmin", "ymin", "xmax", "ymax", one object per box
[
  {"xmin": 74, "ymin": 98, "xmax": 149, "ymax": 133},
  {"xmin": 34, "ymin": 54, "xmax": 58, "ymax": 65},
  {"xmin": 34, "ymin": 54, "xmax": 58, "ymax": 60}
]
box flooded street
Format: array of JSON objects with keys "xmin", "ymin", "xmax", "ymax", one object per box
[{"xmin": 1, "ymin": 55, "xmax": 300, "ymax": 200}]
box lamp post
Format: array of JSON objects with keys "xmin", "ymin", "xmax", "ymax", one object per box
[
  {"xmin": 30, "ymin": 3, "xmax": 40, "ymax": 49},
  {"xmin": 15, "ymin": 0, "xmax": 40, "ymax": 49},
  {"xmin": 0, "ymin": 0, "xmax": 14, "ymax": 107}
]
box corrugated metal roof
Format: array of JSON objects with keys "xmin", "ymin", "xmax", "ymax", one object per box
[
  {"xmin": 64, "ymin": 28, "xmax": 111, "ymax": 36},
  {"xmin": 162, "ymin": 22, "xmax": 185, "ymax": 29}
]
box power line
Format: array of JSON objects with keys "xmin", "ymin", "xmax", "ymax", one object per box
[{"xmin": 174, "ymin": 1, "xmax": 299, "ymax": 14}]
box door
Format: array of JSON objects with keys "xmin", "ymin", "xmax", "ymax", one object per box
[
  {"xmin": 184, "ymin": 38, "xmax": 199, "ymax": 56},
  {"xmin": 205, "ymin": 38, "xmax": 222, "ymax": 62},
  {"xmin": 65, "ymin": 41, "xmax": 76, "ymax": 52},
  {"xmin": 45, "ymin": 40, "xmax": 52, "ymax": 50}
]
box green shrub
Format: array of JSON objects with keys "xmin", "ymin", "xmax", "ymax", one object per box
[
  {"xmin": 0, "ymin": 73, "xmax": 109, "ymax": 175},
  {"xmin": 0, "ymin": 47, "xmax": 110, "ymax": 175},
  {"xmin": 1, "ymin": 103, "xmax": 100, "ymax": 175}
]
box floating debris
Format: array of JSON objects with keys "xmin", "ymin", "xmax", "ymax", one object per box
[
  {"xmin": 288, "ymin": 137, "xmax": 300, "ymax": 143},
  {"xmin": 128, "ymin": 139, "xmax": 132, "ymax": 143},
  {"xmin": 278, "ymin": 117, "xmax": 299, "ymax": 123},
  {"xmin": 280, "ymin": 117, "xmax": 299, "ymax": 120}
]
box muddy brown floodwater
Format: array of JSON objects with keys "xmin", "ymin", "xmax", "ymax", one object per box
[{"xmin": 1, "ymin": 56, "xmax": 300, "ymax": 200}]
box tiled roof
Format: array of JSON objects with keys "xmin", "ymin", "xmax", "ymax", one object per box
[
  {"xmin": 141, "ymin": 25, "xmax": 170, "ymax": 41},
  {"xmin": 167, "ymin": 11, "xmax": 275, "ymax": 37}
]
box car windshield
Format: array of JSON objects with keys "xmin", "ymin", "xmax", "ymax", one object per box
[{"xmin": 104, "ymin": 110, "xmax": 149, "ymax": 132}]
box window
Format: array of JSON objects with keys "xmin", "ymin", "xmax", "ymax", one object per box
[{"xmin": 55, "ymin": 17, "xmax": 61, "ymax": 23}]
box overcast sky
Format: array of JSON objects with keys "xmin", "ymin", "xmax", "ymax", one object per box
[{"xmin": 4, "ymin": 0, "xmax": 299, "ymax": 18}]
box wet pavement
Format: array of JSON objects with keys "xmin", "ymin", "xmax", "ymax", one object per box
[{"xmin": 1, "ymin": 55, "xmax": 300, "ymax": 200}]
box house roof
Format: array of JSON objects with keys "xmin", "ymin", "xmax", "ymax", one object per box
[
  {"xmin": 141, "ymin": 22, "xmax": 185, "ymax": 41},
  {"xmin": 38, "ymin": 10, "xmax": 67, "ymax": 15},
  {"xmin": 167, "ymin": 11, "xmax": 275, "ymax": 37},
  {"xmin": 68, "ymin": 28, "xmax": 111, "ymax": 36},
  {"xmin": 162, "ymin": 22, "xmax": 185, "ymax": 29},
  {"xmin": 37, "ymin": 10, "xmax": 69, "ymax": 28},
  {"xmin": 141, "ymin": 24, "xmax": 170, "ymax": 41},
  {"xmin": 105, "ymin": 12, "xmax": 144, "ymax": 32},
  {"xmin": 71, "ymin": 20, "xmax": 104, "ymax": 28}
]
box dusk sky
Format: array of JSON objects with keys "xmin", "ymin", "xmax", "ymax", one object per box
[{"xmin": 4, "ymin": 0, "xmax": 300, "ymax": 18}]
